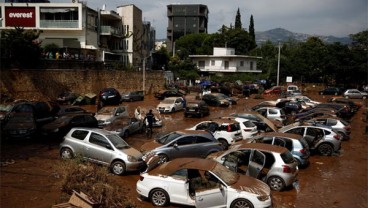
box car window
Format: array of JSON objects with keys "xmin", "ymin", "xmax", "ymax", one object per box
[
  {"xmin": 196, "ymin": 136, "xmax": 213, "ymax": 143},
  {"xmin": 326, "ymin": 119, "xmax": 337, "ymax": 126},
  {"xmin": 281, "ymin": 151, "xmax": 295, "ymax": 164},
  {"xmin": 196, "ymin": 122, "xmax": 210, "ymax": 130},
  {"xmin": 71, "ymin": 130, "xmax": 89, "ymax": 140},
  {"xmin": 262, "ymin": 152, "xmax": 275, "ymax": 169},
  {"xmin": 176, "ymin": 136, "xmax": 196, "ymax": 146},
  {"xmin": 157, "ymin": 132, "xmax": 181, "ymax": 144},
  {"xmin": 269, "ymin": 109, "xmax": 278, "ymax": 115},
  {"xmin": 171, "ymin": 169, "xmax": 188, "ymax": 180},
  {"xmin": 286, "ymin": 127, "xmax": 304, "ymax": 136},
  {"xmin": 89, "ymin": 133, "xmax": 110, "ymax": 147},
  {"xmin": 243, "ymin": 121, "xmax": 256, "ymax": 127},
  {"xmin": 259, "ymin": 136, "xmax": 273, "ymax": 144}
]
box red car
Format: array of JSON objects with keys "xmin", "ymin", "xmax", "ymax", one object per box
[{"xmin": 263, "ymin": 86, "xmax": 285, "ymax": 95}]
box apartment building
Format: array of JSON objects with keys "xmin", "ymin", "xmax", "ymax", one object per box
[
  {"xmin": 0, "ymin": 2, "xmax": 155, "ymax": 69},
  {"xmin": 166, "ymin": 4, "xmax": 208, "ymax": 54}
]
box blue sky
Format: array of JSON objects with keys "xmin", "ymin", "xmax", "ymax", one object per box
[{"xmin": 58, "ymin": 0, "xmax": 367, "ymax": 39}]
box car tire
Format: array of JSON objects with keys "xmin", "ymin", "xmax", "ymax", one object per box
[
  {"xmin": 158, "ymin": 154, "xmax": 169, "ymax": 164},
  {"xmin": 150, "ymin": 188, "xmax": 170, "ymax": 207},
  {"xmin": 111, "ymin": 161, "xmax": 126, "ymax": 175},
  {"xmin": 171, "ymin": 108, "xmax": 175, "ymax": 112},
  {"xmin": 267, "ymin": 176, "xmax": 286, "ymax": 191},
  {"xmin": 60, "ymin": 148, "xmax": 73, "ymax": 159},
  {"xmin": 230, "ymin": 198, "xmax": 254, "ymax": 208},
  {"xmin": 218, "ymin": 139, "xmax": 229, "ymax": 150},
  {"xmin": 318, "ymin": 143, "xmax": 334, "ymax": 156}
]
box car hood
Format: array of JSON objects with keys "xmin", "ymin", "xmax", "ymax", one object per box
[
  {"xmin": 118, "ymin": 146, "xmax": 143, "ymax": 158},
  {"xmin": 230, "ymin": 174, "xmax": 271, "ymax": 196},
  {"xmin": 157, "ymin": 103, "xmax": 173, "ymax": 108},
  {"xmin": 140, "ymin": 140, "xmax": 162, "ymax": 152},
  {"xmin": 95, "ymin": 114, "xmax": 113, "ymax": 121}
]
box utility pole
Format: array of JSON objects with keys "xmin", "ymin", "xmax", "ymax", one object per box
[{"xmin": 277, "ymin": 42, "xmax": 281, "ymax": 86}]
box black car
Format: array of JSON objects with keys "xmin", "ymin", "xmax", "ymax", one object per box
[
  {"xmin": 328, "ymin": 97, "xmax": 361, "ymax": 113},
  {"xmin": 202, "ymin": 93, "xmax": 231, "ymax": 107},
  {"xmin": 314, "ymin": 103, "xmax": 353, "ymax": 119},
  {"xmin": 277, "ymin": 101, "xmax": 303, "ymax": 115},
  {"xmin": 318, "ymin": 87, "xmax": 343, "ymax": 95},
  {"xmin": 2, "ymin": 112, "xmax": 38, "ymax": 139},
  {"xmin": 154, "ymin": 89, "xmax": 186, "ymax": 100},
  {"xmin": 121, "ymin": 90, "xmax": 144, "ymax": 102},
  {"xmin": 41, "ymin": 113, "xmax": 98, "ymax": 135},
  {"xmin": 98, "ymin": 88, "xmax": 122, "ymax": 108},
  {"xmin": 184, "ymin": 100, "xmax": 210, "ymax": 118}
]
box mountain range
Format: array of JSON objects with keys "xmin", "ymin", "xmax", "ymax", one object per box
[{"xmin": 255, "ymin": 28, "xmax": 352, "ymax": 45}]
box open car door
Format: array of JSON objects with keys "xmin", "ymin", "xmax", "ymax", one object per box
[{"xmin": 246, "ymin": 150, "xmax": 266, "ymax": 179}]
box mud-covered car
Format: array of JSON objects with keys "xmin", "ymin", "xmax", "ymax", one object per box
[
  {"xmin": 208, "ymin": 143, "xmax": 299, "ymax": 191},
  {"xmin": 121, "ymin": 90, "xmax": 144, "ymax": 102},
  {"xmin": 140, "ymin": 130, "xmax": 223, "ymax": 164},
  {"xmin": 184, "ymin": 100, "xmax": 210, "ymax": 118},
  {"xmin": 137, "ymin": 158, "xmax": 272, "ymax": 207},
  {"xmin": 154, "ymin": 89, "xmax": 186, "ymax": 100},
  {"xmin": 60, "ymin": 127, "xmax": 145, "ymax": 175},
  {"xmin": 103, "ymin": 117, "xmax": 144, "ymax": 138},
  {"xmin": 2, "ymin": 112, "xmax": 38, "ymax": 139},
  {"xmin": 94, "ymin": 105, "xmax": 129, "ymax": 127},
  {"xmin": 156, "ymin": 97, "xmax": 184, "ymax": 113}
]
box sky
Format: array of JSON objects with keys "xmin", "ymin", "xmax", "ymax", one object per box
[{"xmin": 58, "ymin": 0, "xmax": 367, "ymax": 39}]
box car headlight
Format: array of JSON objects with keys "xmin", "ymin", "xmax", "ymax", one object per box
[
  {"xmin": 127, "ymin": 155, "xmax": 138, "ymax": 162},
  {"xmin": 257, "ymin": 195, "xmax": 269, "ymax": 201}
]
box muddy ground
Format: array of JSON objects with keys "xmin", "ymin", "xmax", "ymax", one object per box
[{"xmin": 1, "ymin": 91, "xmax": 367, "ymax": 208}]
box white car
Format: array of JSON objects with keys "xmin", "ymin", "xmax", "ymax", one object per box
[
  {"xmin": 287, "ymin": 95, "xmax": 321, "ymax": 107},
  {"xmin": 186, "ymin": 118, "xmax": 243, "ymax": 149},
  {"xmin": 221, "ymin": 116, "xmax": 258, "ymax": 140},
  {"xmin": 157, "ymin": 97, "xmax": 184, "ymax": 113},
  {"xmin": 136, "ymin": 157, "xmax": 272, "ymax": 207},
  {"xmin": 94, "ymin": 105, "xmax": 129, "ymax": 127}
]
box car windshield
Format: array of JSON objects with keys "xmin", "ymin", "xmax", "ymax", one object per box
[
  {"xmin": 157, "ymin": 132, "xmax": 182, "ymax": 144},
  {"xmin": 162, "ymin": 99, "xmax": 175, "ymax": 104},
  {"xmin": 211, "ymin": 162, "xmax": 239, "ymax": 185},
  {"xmin": 106, "ymin": 134, "xmax": 129, "ymax": 149},
  {"xmin": 98, "ymin": 108, "xmax": 114, "ymax": 114},
  {"xmin": 280, "ymin": 151, "xmax": 296, "ymax": 164}
]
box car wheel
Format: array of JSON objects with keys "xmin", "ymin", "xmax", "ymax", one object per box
[
  {"xmin": 267, "ymin": 176, "xmax": 286, "ymax": 191},
  {"xmin": 60, "ymin": 148, "xmax": 73, "ymax": 159},
  {"xmin": 150, "ymin": 188, "xmax": 170, "ymax": 207},
  {"xmin": 111, "ymin": 161, "xmax": 126, "ymax": 175},
  {"xmin": 230, "ymin": 198, "xmax": 254, "ymax": 208},
  {"xmin": 318, "ymin": 143, "xmax": 334, "ymax": 156},
  {"xmin": 158, "ymin": 154, "xmax": 169, "ymax": 164},
  {"xmin": 218, "ymin": 139, "xmax": 229, "ymax": 150}
]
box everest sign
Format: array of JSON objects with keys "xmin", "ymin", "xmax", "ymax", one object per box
[{"xmin": 5, "ymin": 7, "xmax": 36, "ymax": 27}]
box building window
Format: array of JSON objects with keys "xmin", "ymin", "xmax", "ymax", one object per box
[
  {"xmin": 198, "ymin": 61, "xmax": 205, "ymax": 68},
  {"xmin": 225, "ymin": 61, "xmax": 229, "ymax": 69},
  {"xmin": 240, "ymin": 61, "xmax": 244, "ymax": 67},
  {"xmin": 211, "ymin": 60, "xmax": 215, "ymax": 66},
  {"xmin": 250, "ymin": 62, "xmax": 253, "ymax": 70}
]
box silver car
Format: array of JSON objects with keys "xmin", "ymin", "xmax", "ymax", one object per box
[
  {"xmin": 208, "ymin": 142, "xmax": 299, "ymax": 191},
  {"xmin": 279, "ymin": 122, "xmax": 342, "ymax": 156},
  {"xmin": 103, "ymin": 117, "xmax": 144, "ymax": 138},
  {"xmin": 250, "ymin": 132, "xmax": 310, "ymax": 168},
  {"xmin": 306, "ymin": 116, "xmax": 351, "ymax": 140},
  {"xmin": 255, "ymin": 107, "xmax": 287, "ymax": 124},
  {"xmin": 140, "ymin": 130, "xmax": 223, "ymax": 163},
  {"xmin": 343, "ymin": 89, "xmax": 367, "ymax": 99},
  {"xmin": 59, "ymin": 127, "xmax": 145, "ymax": 175},
  {"xmin": 94, "ymin": 105, "xmax": 129, "ymax": 127}
]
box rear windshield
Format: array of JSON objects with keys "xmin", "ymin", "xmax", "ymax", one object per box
[
  {"xmin": 281, "ymin": 151, "xmax": 295, "ymax": 164},
  {"xmin": 187, "ymin": 103, "xmax": 199, "ymax": 108},
  {"xmin": 243, "ymin": 121, "xmax": 256, "ymax": 127}
]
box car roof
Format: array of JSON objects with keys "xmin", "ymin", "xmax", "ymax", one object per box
[
  {"xmin": 211, "ymin": 118, "xmax": 239, "ymax": 124},
  {"xmin": 148, "ymin": 158, "xmax": 217, "ymax": 176},
  {"xmin": 232, "ymin": 142, "xmax": 288, "ymax": 154},
  {"xmin": 258, "ymin": 132, "xmax": 303, "ymax": 140},
  {"xmin": 175, "ymin": 129, "xmax": 212, "ymax": 135},
  {"xmin": 69, "ymin": 127, "xmax": 110, "ymax": 134}
]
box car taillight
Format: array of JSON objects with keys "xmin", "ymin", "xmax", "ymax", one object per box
[
  {"xmin": 282, "ymin": 165, "xmax": 292, "ymax": 173},
  {"xmin": 333, "ymin": 135, "xmax": 340, "ymax": 140},
  {"xmin": 243, "ymin": 129, "xmax": 251, "ymax": 132},
  {"xmin": 299, "ymin": 149, "xmax": 306, "ymax": 154},
  {"xmin": 227, "ymin": 125, "xmax": 232, "ymax": 132},
  {"xmin": 139, "ymin": 176, "xmax": 144, "ymax": 181}
]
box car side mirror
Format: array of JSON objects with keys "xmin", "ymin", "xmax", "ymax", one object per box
[{"xmin": 173, "ymin": 143, "xmax": 178, "ymax": 148}]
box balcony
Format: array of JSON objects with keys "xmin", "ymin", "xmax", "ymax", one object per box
[
  {"xmin": 100, "ymin": 26, "xmax": 122, "ymax": 37},
  {"xmin": 40, "ymin": 20, "xmax": 79, "ymax": 29}
]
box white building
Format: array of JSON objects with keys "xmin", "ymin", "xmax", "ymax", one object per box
[
  {"xmin": 0, "ymin": 2, "xmax": 155, "ymax": 68},
  {"xmin": 189, "ymin": 47, "xmax": 262, "ymax": 75}
]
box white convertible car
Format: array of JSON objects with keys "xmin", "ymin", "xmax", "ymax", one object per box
[{"xmin": 136, "ymin": 157, "xmax": 272, "ymax": 208}]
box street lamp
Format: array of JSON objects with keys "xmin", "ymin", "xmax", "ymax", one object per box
[{"xmin": 277, "ymin": 42, "xmax": 281, "ymax": 86}]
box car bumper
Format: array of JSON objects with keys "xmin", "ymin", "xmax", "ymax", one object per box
[{"xmin": 126, "ymin": 161, "xmax": 146, "ymax": 172}]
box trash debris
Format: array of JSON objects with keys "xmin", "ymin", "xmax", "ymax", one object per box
[{"xmin": 52, "ymin": 190, "xmax": 99, "ymax": 208}]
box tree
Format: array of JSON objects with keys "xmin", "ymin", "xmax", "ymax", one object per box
[
  {"xmin": 2, "ymin": 27, "xmax": 42, "ymax": 68},
  {"xmin": 248, "ymin": 15, "xmax": 257, "ymax": 50},
  {"xmin": 235, "ymin": 8, "xmax": 242, "ymax": 29}
]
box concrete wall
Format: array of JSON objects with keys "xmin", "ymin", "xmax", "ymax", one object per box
[{"xmin": 0, "ymin": 70, "xmax": 166, "ymax": 101}]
